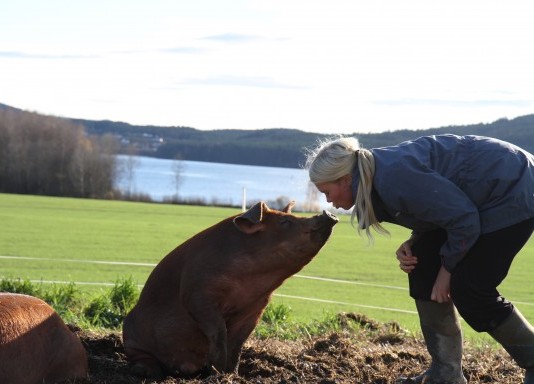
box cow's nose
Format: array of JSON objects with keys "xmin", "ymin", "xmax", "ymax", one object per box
[{"xmin": 322, "ymin": 210, "xmax": 339, "ymax": 224}]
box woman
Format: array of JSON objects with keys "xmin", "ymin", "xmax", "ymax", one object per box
[{"xmin": 305, "ymin": 134, "xmax": 534, "ymax": 384}]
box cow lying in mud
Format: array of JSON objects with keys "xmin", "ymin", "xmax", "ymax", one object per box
[
  {"xmin": 0, "ymin": 292, "xmax": 89, "ymax": 384},
  {"xmin": 123, "ymin": 201, "xmax": 338, "ymax": 378}
]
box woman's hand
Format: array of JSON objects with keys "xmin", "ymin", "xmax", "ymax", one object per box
[
  {"xmin": 431, "ymin": 266, "xmax": 451, "ymax": 303},
  {"xmin": 396, "ymin": 239, "xmax": 418, "ymax": 273}
]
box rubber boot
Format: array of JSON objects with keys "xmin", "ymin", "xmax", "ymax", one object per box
[
  {"xmin": 489, "ymin": 308, "xmax": 534, "ymax": 384},
  {"xmin": 396, "ymin": 300, "xmax": 467, "ymax": 384}
]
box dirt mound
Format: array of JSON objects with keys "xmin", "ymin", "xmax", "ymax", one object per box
[{"xmin": 67, "ymin": 324, "xmax": 523, "ymax": 384}]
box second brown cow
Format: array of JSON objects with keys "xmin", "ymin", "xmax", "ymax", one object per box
[
  {"xmin": 0, "ymin": 292, "xmax": 89, "ymax": 384},
  {"xmin": 123, "ymin": 201, "xmax": 338, "ymax": 378}
]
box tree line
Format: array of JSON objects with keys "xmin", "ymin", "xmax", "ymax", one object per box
[
  {"xmin": 70, "ymin": 111, "xmax": 534, "ymax": 168},
  {"xmin": 0, "ymin": 108, "xmax": 119, "ymax": 198}
]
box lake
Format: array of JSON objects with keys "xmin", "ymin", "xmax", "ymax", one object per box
[{"xmin": 115, "ymin": 155, "xmax": 328, "ymax": 210}]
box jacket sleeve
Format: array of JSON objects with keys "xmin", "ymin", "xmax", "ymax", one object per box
[{"xmin": 378, "ymin": 162, "xmax": 481, "ymax": 272}]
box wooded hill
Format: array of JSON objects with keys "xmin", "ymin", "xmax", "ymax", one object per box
[
  {"xmin": 70, "ymin": 113, "xmax": 534, "ymax": 168},
  {"xmin": 2, "ymin": 103, "xmax": 534, "ymax": 169}
]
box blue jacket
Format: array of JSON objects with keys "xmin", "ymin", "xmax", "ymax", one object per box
[{"xmin": 352, "ymin": 134, "xmax": 534, "ymax": 272}]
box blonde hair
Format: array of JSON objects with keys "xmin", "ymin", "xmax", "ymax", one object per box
[{"xmin": 305, "ymin": 136, "xmax": 389, "ymax": 241}]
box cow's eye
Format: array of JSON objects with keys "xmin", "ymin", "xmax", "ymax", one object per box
[{"xmin": 280, "ymin": 218, "xmax": 292, "ymax": 227}]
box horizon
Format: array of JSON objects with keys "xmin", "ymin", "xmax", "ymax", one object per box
[{"xmin": 1, "ymin": 100, "xmax": 530, "ymax": 137}]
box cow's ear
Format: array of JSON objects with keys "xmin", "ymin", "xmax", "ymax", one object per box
[
  {"xmin": 282, "ymin": 201, "xmax": 295, "ymax": 213},
  {"xmin": 233, "ymin": 201, "xmax": 266, "ymax": 234},
  {"xmin": 233, "ymin": 219, "xmax": 263, "ymax": 234}
]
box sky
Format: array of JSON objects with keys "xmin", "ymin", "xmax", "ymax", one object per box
[{"xmin": 1, "ymin": 0, "xmax": 533, "ymax": 135}]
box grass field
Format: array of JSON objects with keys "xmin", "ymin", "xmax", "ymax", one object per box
[{"xmin": 1, "ymin": 192, "xmax": 533, "ymax": 342}]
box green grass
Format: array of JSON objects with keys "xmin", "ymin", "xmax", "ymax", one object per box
[
  {"xmin": 1, "ymin": 192, "xmax": 533, "ymax": 343},
  {"xmin": 0, "ymin": 277, "xmax": 140, "ymax": 329}
]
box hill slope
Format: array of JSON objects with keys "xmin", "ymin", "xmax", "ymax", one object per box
[{"xmin": 2, "ymin": 103, "xmax": 533, "ymax": 168}]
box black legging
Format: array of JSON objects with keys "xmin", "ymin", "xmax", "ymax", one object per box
[{"xmin": 408, "ymin": 218, "xmax": 534, "ymax": 332}]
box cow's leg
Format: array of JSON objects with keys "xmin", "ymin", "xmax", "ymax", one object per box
[
  {"xmin": 184, "ymin": 292, "xmax": 228, "ymax": 372},
  {"xmin": 226, "ymin": 297, "xmax": 270, "ymax": 372},
  {"xmin": 124, "ymin": 347, "xmax": 165, "ymax": 379}
]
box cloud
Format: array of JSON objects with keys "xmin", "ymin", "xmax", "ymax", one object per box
[
  {"xmin": 373, "ymin": 99, "xmax": 532, "ymax": 108},
  {"xmin": 201, "ymin": 33, "xmax": 264, "ymax": 43},
  {"xmin": 0, "ymin": 51, "xmax": 95, "ymax": 59},
  {"xmin": 180, "ymin": 75, "xmax": 307, "ymax": 89},
  {"xmin": 159, "ymin": 46, "xmax": 207, "ymax": 54}
]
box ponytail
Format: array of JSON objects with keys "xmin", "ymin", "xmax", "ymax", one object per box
[
  {"xmin": 352, "ymin": 149, "xmax": 389, "ymax": 242},
  {"xmin": 306, "ymin": 137, "xmax": 389, "ymax": 242}
]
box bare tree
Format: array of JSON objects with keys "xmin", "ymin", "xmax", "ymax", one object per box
[
  {"xmin": 304, "ymin": 181, "xmax": 321, "ymax": 212},
  {"xmin": 171, "ymin": 155, "xmax": 185, "ymax": 200},
  {"xmin": 122, "ymin": 145, "xmax": 139, "ymax": 196},
  {"xmin": 0, "ymin": 108, "xmax": 119, "ymax": 198}
]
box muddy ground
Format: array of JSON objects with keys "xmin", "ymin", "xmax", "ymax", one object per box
[{"xmin": 70, "ymin": 315, "xmax": 524, "ymax": 384}]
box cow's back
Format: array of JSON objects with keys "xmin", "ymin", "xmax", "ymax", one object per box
[{"xmin": 0, "ymin": 293, "xmax": 88, "ymax": 384}]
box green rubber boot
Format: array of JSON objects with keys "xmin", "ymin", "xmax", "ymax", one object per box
[
  {"xmin": 396, "ymin": 300, "xmax": 467, "ymax": 384},
  {"xmin": 489, "ymin": 308, "xmax": 534, "ymax": 384}
]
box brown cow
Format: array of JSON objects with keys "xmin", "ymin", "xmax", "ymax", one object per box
[
  {"xmin": 123, "ymin": 201, "xmax": 338, "ymax": 378},
  {"xmin": 0, "ymin": 292, "xmax": 89, "ymax": 384}
]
